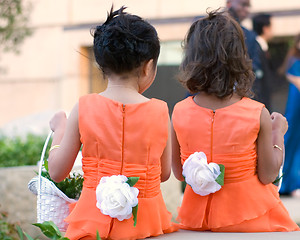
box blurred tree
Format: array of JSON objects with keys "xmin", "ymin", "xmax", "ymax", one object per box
[{"xmin": 0, "ymin": 0, "xmax": 32, "ymax": 54}]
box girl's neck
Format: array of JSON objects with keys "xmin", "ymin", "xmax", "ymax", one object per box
[
  {"xmin": 99, "ymin": 77, "xmax": 149, "ymax": 104},
  {"xmin": 106, "ymin": 75, "xmax": 139, "ymax": 92},
  {"xmin": 105, "ymin": 83, "xmax": 138, "ymax": 93},
  {"xmin": 193, "ymin": 92, "xmax": 242, "ymax": 111}
]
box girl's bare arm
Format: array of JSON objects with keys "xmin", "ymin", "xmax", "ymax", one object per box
[
  {"xmin": 160, "ymin": 117, "xmax": 172, "ymax": 182},
  {"xmin": 171, "ymin": 123, "xmax": 184, "ymax": 181},
  {"xmin": 48, "ymin": 103, "xmax": 81, "ymax": 182},
  {"xmin": 257, "ymin": 108, "xmax": 287, "ymax": 184}
]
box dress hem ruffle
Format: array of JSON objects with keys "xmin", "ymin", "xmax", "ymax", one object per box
[
  {"xmin": 65, "ymin": 188, "xmax": 178, "ymax": 240},
  {"xmin": 176, "ymin": 176, "xmax": 299, "ymax": 232}
]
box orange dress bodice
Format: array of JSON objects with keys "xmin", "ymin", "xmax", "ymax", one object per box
[
  {"xmin": 65, "ymin": 94, "xmax": 176, "ymax": 240},
  {"xmin": 172, "ymin": 96, "xmax": 299, "ymax": 232}
]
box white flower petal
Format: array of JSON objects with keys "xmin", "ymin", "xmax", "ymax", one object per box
[
  {"xmin": 182, "ymin": 152, "xmax": 224, "ymax": 196},
  {"xmin": 95, "ymin": 175, "xmax": 139, "ymax": 221}
]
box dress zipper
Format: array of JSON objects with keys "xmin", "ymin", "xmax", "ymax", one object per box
[
  {"xmin": 108, "ymin": 105, "xmax": 125, "ymax": 236},
  {"xmin": 205, "ymin": 109, "xmax": 216, "ymax": 227},
  {"xmin": 120, "ymin": 104, "xmax": 125, "ymax": 174},
  {"xmin": 211, "ymin": 110, "xmax": 216, "ymax": 162}
]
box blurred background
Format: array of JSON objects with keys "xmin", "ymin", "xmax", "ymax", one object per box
[
  {"xmin": 0, "ymin": 0, "xmax": 300, "ymax": 135},
  {"xmin": 1, "ymin": 1, "xmax": 300, "ymax": 237}
]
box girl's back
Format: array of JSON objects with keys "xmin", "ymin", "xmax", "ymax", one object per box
[
  {"xmin": 79, "ymin": 94, "xmax": 168, "ymax": 191},
  {"xmin": 64, "ymin": 94, "xmax": 175, "ymax": 239},
  {"xmin": 173, "ymin": 96, "xmax": 262, "ymax": 181}
]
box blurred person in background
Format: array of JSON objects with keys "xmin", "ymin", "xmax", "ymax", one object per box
[
  {"xmin": 226, "ymin": 0, "xmax": 263, "ymax": 101},
  {"xmin": 252, "ymin": 13, "xmax": 274, "ymax": 111},
  {"xmin": 279, "ymin": 33, "xmax": 300, "ymax": 197}
]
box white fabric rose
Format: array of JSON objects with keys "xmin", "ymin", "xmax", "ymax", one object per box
[
  {"xmin": 182, "ymin": 152, "xmax": 224, "ymax": 196},
  {"xmin": 96, "ymin": 175, "xmax": 139, "ymax": 221}
]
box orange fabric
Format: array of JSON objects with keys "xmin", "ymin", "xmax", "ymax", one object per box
[
  {"xmin": 65, "ymin": 94, "xmax": 177, "ymax": 240},
  {"xmin": 172, "ymin": 96, "xmax": 299, "ymax": 232}
]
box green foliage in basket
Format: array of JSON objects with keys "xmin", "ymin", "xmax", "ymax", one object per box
[
  {"xmin": 0, "ymin": 134, "xmax": 47, "ymax": 167},
  {"xmin": 42, "ymin": 159, "xmax": 84, "ymax": 200}
]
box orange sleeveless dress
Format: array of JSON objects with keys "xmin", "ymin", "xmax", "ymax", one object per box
[
  {"xmin": 172, "ymin": 96, "xmax": 299, "ymax": 232},
  {"xmin": 65, "ymin": 94, "xmax": 177, "ymax": 240}
]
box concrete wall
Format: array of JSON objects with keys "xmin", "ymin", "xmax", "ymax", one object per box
[{"xmin": 0, "ymin": 166, "xmax": 45, "ymax": 238}]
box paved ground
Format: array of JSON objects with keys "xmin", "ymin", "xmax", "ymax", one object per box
[
  {"xmin": 149, "ymin": 230, "xmax": 300, "ymax": 240},
  {"xmin": 281, "ymin": 196, "xmax": 300, "ymax": 224}
]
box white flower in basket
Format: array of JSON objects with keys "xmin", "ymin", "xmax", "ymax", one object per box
[
  {"xmin": 182, "ymin": 152, "xmax": 225, "ymax": 196},
  {"xmin": 96, "ymin": 175, "xmax": 139, "ymax": 226}
]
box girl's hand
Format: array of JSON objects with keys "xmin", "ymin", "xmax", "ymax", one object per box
[
  {"xmin": 49, "ymin": 111, "xmax": 67, "ymax": 132},
  {"xmin": 270, "ymin": 112, "xmax": 288, "ymax": 135}
]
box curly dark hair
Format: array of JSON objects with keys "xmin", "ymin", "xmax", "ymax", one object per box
[
  {"xmin": 91, "ymin": 6, "xmax": 160, "ymax": 76},
  {"xmin": 178, "ymin": 9, "xmax": 254, "ymax": 99}
]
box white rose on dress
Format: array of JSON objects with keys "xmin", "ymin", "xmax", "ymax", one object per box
[
  {"xmin": 182, "ymin": 152, "xmax": 225, "ymax": 196},
  {"xmin": 96, "ymin": 175, "xmax": 139, "ymax": 222}
]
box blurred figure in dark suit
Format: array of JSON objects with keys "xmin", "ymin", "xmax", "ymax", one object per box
[
  {"xmin": 226, "ymin": 0, "xmax": 263, "ymax": 101},
  {"xmin": 252, "ymin": 13, "xmax": 273, "ymax": 111}
]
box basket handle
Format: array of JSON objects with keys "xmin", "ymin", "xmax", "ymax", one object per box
[{"xmin": 38, "ymin": 131, "xmax": 53, "ymax": 196}]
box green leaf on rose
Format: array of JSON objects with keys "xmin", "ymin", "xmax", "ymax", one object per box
[
  {"xmin": 215, "ymin": 164, "xmax": 225, "ymax": 186},
  {"xmin": 96, "ymin": 230, "xmax": 101, "ymax": 240},
  {"xmin": 132, "ymin": 204, "xmax": 138, "ymax": 227},
  {"xmin": 126, "ymin": 177, "xmax": 139, "ymax": 187}
]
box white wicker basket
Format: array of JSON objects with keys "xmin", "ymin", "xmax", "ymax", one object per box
[{"xmin": 28, "ymin": 131, "xmax": 77, "ymax": 232}]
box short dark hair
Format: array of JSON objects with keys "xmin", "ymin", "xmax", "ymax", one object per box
[
  {"xmin": 92, "ymin": 6, "xmax": 160, "ymax": 75},
  {"xmin": 178, "ymin": 10, "xmax": 254, "ymax": 99},
  {"xmin": 252, "ymin": 14, "xmax": 271, "ymax": 36}
]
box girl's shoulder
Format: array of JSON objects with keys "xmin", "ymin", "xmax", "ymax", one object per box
[
  {"xmin": 149, "ymin": 97, "xmax": 168, "ymax": 108},
  {"xmin": 241, "ymin": 97, "xmax": 265, "ymax": 110},
  {"xmin": 79, "ymin": 94, "xmax": 169, "ymax": 113},
  {"xmin": 172, "ymin": 96, "xmax": 264, "ymax": 126},
  {"xmin": 173, "ymin": 96, "xmax": 264, "ymax": 112},
  {"xmin": 79, "ymin": 93, "xmax": 99, "ymax": 104},
  {"xmin": 173, "ymin": 96, "xmax": 193, "ymax": 111}
]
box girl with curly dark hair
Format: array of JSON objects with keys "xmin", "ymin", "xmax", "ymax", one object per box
[{"xmin": 172, "ymin": 10, "xmax": 299, "ymax": 232}]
